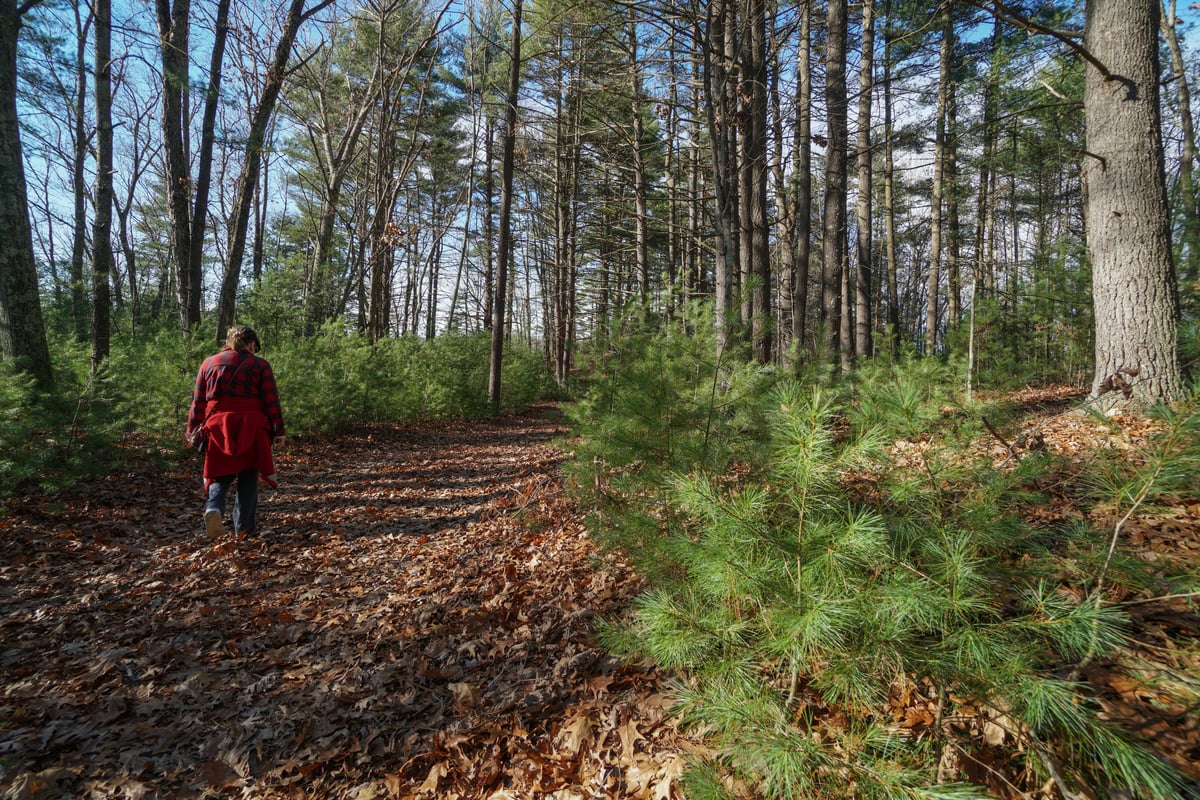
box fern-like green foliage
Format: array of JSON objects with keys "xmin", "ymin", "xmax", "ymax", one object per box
[{"xmin": 581, "ymin": 353, "xmax": 1196, "ymax": 799}]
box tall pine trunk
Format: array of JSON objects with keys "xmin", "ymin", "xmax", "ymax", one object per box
[
  {"xmin": 1085, "ymin": 0, "xmax": 1182, "ymax": 404},
  {"xmin": 489, "ymin": 0, "xmax": 521, "ymax": 411},
  {"xmin": 925, "ymin": 12, "xmax": 951, "ymax": 355},
  {"xmin": 0, "ymin": 0, "xmax": 53, "ymax": 390},
  {"xmin": 854, "ymin": 0, "xmax": 874, "ymax": 360},
  {"xmin": 92, "ymin": 0, "xmax": 113, "ymax": 371},
  {"xmin": 70, "ymin": 6, "xmax": 93, "ymax": 341},
  {"xmin": 749, "ymin": 0, "xmax": 770, "ymax": 363},
  {"xmin": 821, "ymin": 0, "xmax": 848, "ymax": 364},
  {"xmin": 156, "ymin": 0, "xmax": 197, "ymax": 331},
  {"xmin": 882, "ymin": 0, "xmax": 899, "ymax": 353}
]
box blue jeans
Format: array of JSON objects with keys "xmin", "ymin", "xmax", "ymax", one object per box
[{"xmin": 205, "ymin": 469, "xmax": 259, "ymax": 534}]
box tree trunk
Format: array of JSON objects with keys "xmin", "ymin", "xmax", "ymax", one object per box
[
  {"xmin": 217, "ymin": 0, "xmax": 335, "ymax": 344},
  {"xmin": 946, "ymin": 41, "xmax": 961, "ymax": 333},
  {"xmin": 854, "ymin": 0, "xmax": 874, "ymax": 360},
  {"xmin": 748, "ymin": 0, "xmax": 770, "ymax": 363},
  {"xmin": 489, "ymin": 0, "xmax": 521, "ymax": 412},
  {"xmin": 795, "ymin": 1, "xmax": 812, "ymax": 361},
  {"xmin": 975, "ymin": 17, "xmax": 1001, "ymax": 304},
  {"xmin": 882, "ymin": 0, "xmax": 899, "ymax": 353},
  {"xmin": 187, "ymin": 0, "xmax": 230, "ymax": 327},
  {"xmin": 155, "ymin": 0, "xmax": 197, "ymax": 331},
  {"xmin": 703, "ymin": 0, "xmax": 738, "ymax": 345},
  {"xmin": 92, "ymin": 0, "xmax": 113, "ymax": 371},
  {"xmin": 70, "ymin": 5, "xmax": 94, "ymax": 341},
  {"xmin": 1085, "ymin": 0, "xmax": 1182, "ymax": 404},
  {"xmin": 821, "ymin": 0, "xmax": 848, "ymax": 364},
  {"xmin": 483, "ymin": 118, "xmax": 495, "ymax": 331},
  {"xmin": 629, "ymin": 15, "xmax": 650, "ymax": 304},
  {"xmin": 925, "ymin": 12, "xmax": 951, "ymax": 355},
  {"xmin": 0, "ymin": 0, "xmax": 53, "ymax": 390}
]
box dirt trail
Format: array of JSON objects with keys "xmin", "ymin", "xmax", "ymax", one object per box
[{"xmin": 0, "ymin": 408, "xmax": 689, "ymax": 799}]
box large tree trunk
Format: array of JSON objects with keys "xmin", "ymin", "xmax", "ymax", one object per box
[
  {"xmin": 488, "ymin": 0, "xmax": 521, "ymax": 412},
  {"xmin": 1085, "ymin": 0, "xmax": 1183, "ymax": 404},
  {"xmin": 0, "ymin": 0, "xmax": 53, "ymax": 390},
  {"xmin": 821, "ymin": 0, "xmax": 848, "ymax": 364},
  {"xmin": 92, "ymin": 0, "xmax": 113, "ymax": 371},
  {"xmin": 854, "ymin": 0, "xmax": 874, "ymax": 360}
]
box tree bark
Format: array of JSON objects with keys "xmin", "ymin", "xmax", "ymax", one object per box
[
  {"xmin": 748, "ymin": 0, "xmax": 770, "ymax": 363},
  {"xmin": 70, "ymin": 5, "xmax": 94, "ymax": 341},
  {"xmin": 821, "ymin": 0, "xmax": 848, "ymax": 364},
  {"xmin": 882, "ymin": 0, "xmax": 899, "ymax": 353},
  {"xmin": 702, "ymin": 0, "xmax": 738, "ymax": 345},
  {"xmin": 925, "ymin": 11, "xmax": 951, "ymax": 355},
  {"xmin": 0, "ymin": 0, "xmax": 53, "ymax": 390},
  {"xmin": 854, "ymin": 0, "xmax": 874, "ymax": 360},
  {"xmin": 795, "ymin": 1, "xmax": 812, "ymax": 361},
  {"xmin": 628, "ymin": 14, "xmax": 650, "ymax": 303},
  {"xmin": 488, "ymin": 0, "xmax": 521, "ymax": 412},
  {"xmin": 155, "ymin": 0, "xmax": 196, "ymax": 331},
  {"xmin": 975, "ymin": 17, "xmax": 1001, "ymax": 303},
  {"xmin": 1085, "ymin": 0, "xmax": 1183, "ymax": 404},
  {"xmin": 92, "ymin": 0, "xmax": 113, "ymax": 371},
  {"xmin": 0, "ymin": 0, "xmax": 52, "ymax": 388},
  {"xmin": 945, "ymin": 42, "xmax": 961, "ymax": 333}
]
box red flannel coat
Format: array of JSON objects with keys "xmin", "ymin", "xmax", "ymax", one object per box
[{"xmin": 186, "ymin": 349, "xmax": 285, "ymax": 490}]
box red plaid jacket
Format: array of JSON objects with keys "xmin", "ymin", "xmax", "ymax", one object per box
[{"xmin": 186, "ymin": 349, "xmax": 285, "ymax": 439}]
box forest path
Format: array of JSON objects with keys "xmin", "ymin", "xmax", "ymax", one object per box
[{"xmin": 1, "ymin": 407, "xmax": 690, "ymax": 799}]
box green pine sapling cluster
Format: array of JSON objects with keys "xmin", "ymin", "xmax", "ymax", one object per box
[{"xmin": 568, "ymin": 328, "xmax": 1198, "ymax": 800}]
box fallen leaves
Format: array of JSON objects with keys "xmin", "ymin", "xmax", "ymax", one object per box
[{"xmin": 0, "ymin": 408, "xmax": 694, "ymax": 798}]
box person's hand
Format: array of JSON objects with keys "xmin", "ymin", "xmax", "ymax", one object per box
[{"xmin": 273, "ymin": 435, "xmax": 286, "ymax": 448}]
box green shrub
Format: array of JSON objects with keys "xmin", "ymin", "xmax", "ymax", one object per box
[
  {"xmin": 1, "ymin": 321, "xmax": 554, "ymax": 498},
  {"xmin": 565, "ymin": 304, "xmax": 779, "ymax": 581},
  {"xmin": 576, "ymin": 352, "xmax": 1193, "ymax": 799},
  {"xmin": 266, "ymin": 327, "xmax": 553, "ymax": 433}
]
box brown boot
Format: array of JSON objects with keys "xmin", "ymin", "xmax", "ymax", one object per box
[{"xmin": 204, "ymin": 509, "xmax": 223, "ymax": 537}]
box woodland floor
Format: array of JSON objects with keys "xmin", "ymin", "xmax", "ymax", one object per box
[{"xmin": 1, "ymin": 393, "xmax": 1199, "ymax": 800}]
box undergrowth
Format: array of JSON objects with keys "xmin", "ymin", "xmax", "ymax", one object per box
[
  {"xmin": 568, "ymin": 322, "xmax": 1199, "ymax": 799},
  {"xmin": 0, "ymin": 320, "xmax": 554, "ymax": 502}
]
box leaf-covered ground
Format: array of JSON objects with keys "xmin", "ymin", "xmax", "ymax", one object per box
[
  {"xmin": 1, "ymin": 407, "xmax": 694, "ymax": 799},
  {"xmin": 2, "ymin": 394, "xmax": 1198, "ymax": 799}
]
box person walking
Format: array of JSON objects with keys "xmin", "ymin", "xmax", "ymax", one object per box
[{"xmin": 186, "ymin": 325, "xmax": 286, "ymax": 538}]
